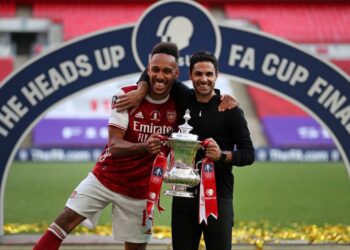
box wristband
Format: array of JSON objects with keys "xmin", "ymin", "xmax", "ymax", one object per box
[{"xmin": 219, "ymin": 151, "xmax": 227, "ymax": 162}]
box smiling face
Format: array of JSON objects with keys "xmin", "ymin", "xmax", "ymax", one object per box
[
  {"xmin": 147, "ymin": 53, "xmax": 179, "ymax": 100},
  {"xmin": 190, "ymin": 61, "xmax": 218, "ymax": 103}
]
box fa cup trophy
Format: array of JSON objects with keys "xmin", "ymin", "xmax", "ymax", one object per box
[{"xmin": 163, "ymin": 109, "xmax": 201, "ymax": 198}]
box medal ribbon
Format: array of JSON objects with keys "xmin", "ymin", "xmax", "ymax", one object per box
[
  {"xmin": 199, "ymin": 140, "xmax": 218, "ymax": 224},
  {"xmin": 146, "ymin": 137, "xmax": 167, "ymax": 219}
]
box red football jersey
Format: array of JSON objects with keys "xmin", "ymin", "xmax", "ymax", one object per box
[{"xmin": 93, "ymin": 85, "xmax": 178, "ymax": 199}]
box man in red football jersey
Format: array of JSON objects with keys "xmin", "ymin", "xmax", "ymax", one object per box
[{"xmin": 33, "ymin": 42, "xmax": 180, "ymax": 250}]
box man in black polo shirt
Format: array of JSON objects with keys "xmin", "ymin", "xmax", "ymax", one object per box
[{"xmin": 170, "ymin": 50, "xmax": 254, "ymax": 250}]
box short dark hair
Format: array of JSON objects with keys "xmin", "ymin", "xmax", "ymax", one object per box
[
  {"xmin": 189, "ymin": 50, "xmax": 218, "ymax": 73},
  {"xmin": 151, "ymin": 42, "xmax": 179, "ymax": 63}
]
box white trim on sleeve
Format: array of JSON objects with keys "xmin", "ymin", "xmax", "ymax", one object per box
[{"xmin": 109, "ymin": 88, "xmax": 129, "ymax": 130}]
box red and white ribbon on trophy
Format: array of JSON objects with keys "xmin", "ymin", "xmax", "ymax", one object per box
[
  {"xmin": 146, "ymin": 136, "xmax": 168, "ymax": 219},
  {"xmin": 199, "ymin": 139, "xmax": 218, "ymax": 224}
]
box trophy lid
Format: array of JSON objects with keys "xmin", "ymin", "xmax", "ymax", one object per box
[{"xmin": 171, "ymin": 109, "xmax": 198, "ymax": 141}]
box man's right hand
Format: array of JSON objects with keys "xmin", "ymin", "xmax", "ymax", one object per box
[
  {"xmin": 143, "ymin": 134, "xmax": 162, "ymax": 155},
  {"xmin": 218, "ymin": 94, "xmax": 239, "ymax": 112}
]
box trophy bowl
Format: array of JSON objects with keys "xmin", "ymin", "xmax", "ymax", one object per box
[{"xmin": 163, "ymin": 109, "xmax": 201, "ymax": 198}]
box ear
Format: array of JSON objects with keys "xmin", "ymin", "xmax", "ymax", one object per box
[
  {"xmin": 189, "ymin": 67, "xmax": 195, "ymax": 79},
  {"xmin": 147, "ymin": 65, "xmax": 150, "ymax": 75},
  {"xmin": 175, "ymin": 67, "xmax": 180, "ymax": 79}
]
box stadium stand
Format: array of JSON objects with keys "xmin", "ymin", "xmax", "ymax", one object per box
[
  {"xmin": 224, "ymin": 3, "xmax": 350, "ymax": 43},
  {"xmin": 0, "ymin": 1, "xmax": 16, "ymax": 17},
  {"xmin": 332, "ymin": 60, "xmax": 350, "ymax": 76},
  {"xmin": 247, "ymin": 87, "xmax": 307, "ymax": 118},
  {"xmin": 224, "ymin": 2, "xmax": 350, "ymax": 148},
  {"xmin": 0, "ymin": 57, "xmax": 14, "ymax": 83},
  {"xmin": 32, "ymin": 2, "xmax": 148, "ymax": 40}
]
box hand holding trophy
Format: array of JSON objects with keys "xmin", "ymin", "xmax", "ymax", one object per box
[{"xmin": 147, "ymin": 109, "xmax": 218, "ymax": 224}]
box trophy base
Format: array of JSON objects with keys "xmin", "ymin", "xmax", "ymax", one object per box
[
  {"xmin": 163, "ymin": 185, "xmax": 195, "ymax": 198},
  {"xmin": 163, "ymin": 189, "xmax": 194, "ymax": 198}
]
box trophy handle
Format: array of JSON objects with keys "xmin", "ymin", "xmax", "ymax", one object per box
[{"xmin": 195, "ymin": 160, "xmax": 202, "ymax": 171}]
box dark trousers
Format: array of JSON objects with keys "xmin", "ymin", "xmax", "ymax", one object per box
[{"xmin": 171, "ymin": 196, "xmax": 234, "ymax": 250}]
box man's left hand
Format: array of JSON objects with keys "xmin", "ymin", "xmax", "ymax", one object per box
[{"xmin": 204, "ymin": 138, "xmax": 221, "ymax": 161}]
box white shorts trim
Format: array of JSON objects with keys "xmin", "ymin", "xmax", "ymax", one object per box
[{"xmin": 65, "ymin": 172, "xmax": 152, "ymax": 243}]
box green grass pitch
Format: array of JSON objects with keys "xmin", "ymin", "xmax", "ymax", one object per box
[{"xmin": 4, "ymin": 161, "xmax": 350, "ymax": 227}]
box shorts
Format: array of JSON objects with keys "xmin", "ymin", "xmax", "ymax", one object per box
[{"xmin": 65, "ymin": 172, "xmax": 152, "ymax": 243}]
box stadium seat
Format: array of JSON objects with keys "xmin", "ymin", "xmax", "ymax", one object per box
[
  {"xmin": 224, "ymin": 3, "xmax": 350, "ymax": 43},
  {"xmin": 247, "ymin": 87, "xmax": 307, "ymax": 118},
  {"xmin": 0, "ymin": 1, "xmax": 16, "ymax": 17},
  {"xmin": 32, "ymin": 2, "xmax": 148, "ymax": 40},
  {"xmin": 0, "ymin": 57, "xmax": 14, "ymax": 83},
  {"xmin": 332, "ymin": 60, "xmax": 350, "ymax": 76}
]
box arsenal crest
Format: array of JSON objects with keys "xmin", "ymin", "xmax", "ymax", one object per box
[{"xmin": 167, "ymin": 110, "xmax": 177, "ymax": 123}]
